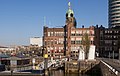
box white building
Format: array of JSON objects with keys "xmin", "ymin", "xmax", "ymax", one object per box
[
  {"xmin": 30, "ymin": 37, "xmax": 42, "ymax": 47},
  {"xmin": 78, "ymin": 45, "xmax": 95, "ymax": 61}
]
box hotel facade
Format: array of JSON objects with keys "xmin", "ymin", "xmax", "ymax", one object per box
[{"xmin": 43, "ymin": 2, "xmax": 95, "ymax": 58}]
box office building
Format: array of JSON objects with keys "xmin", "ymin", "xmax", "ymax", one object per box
[
  {"xmin": 95, "ymin": 25, "xmax": 120, "ymax": 59},
  {"xmin": 109, "ymin": 0, "xmax": 120, "ymax": 28},
  {"xmin": 43, "ymin": 2, "xmax": 95, "ymax": 58}
]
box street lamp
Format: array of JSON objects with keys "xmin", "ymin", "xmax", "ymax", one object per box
[
  {"xmin": 32, "ymin": 58, "xmax": 35, "ymax": 70},
  {"xmin": 44, "ymin": 54, "xmax": 48, "ymax": 76}
]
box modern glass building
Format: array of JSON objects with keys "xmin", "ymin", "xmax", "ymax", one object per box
[{"xmin": 109, "ymin": 0, "xmax": 120, "ymax": 28}]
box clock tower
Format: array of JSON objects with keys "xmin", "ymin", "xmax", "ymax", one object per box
[{"xmin": 65, "ymin": 2, "xmax": 77, "ymax": 56}]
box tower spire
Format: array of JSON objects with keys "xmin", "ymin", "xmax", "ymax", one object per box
[
  {"xmin": 66, "ymin": 2, "xmax": 74, "ymax": 18},
  {"xmin": 68, "ymin": 2, "xmax": 71, "ymax": 9},
  {"xmin": 66, "ymin": 1, "xmax": 77, "ymax": 28}
]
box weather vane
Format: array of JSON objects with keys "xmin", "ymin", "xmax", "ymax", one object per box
[
  {"xmin": 68, "ymin": 2, "xmax": 71, "ymax": 9},
  {"xmin": 68, "ymin": 2, "xmax": 71, "ymax": 7}
]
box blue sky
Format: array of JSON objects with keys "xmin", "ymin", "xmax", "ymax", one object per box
[{"xmin": 0, "ymin": 0, "xmax": 108, "ymax": 46}]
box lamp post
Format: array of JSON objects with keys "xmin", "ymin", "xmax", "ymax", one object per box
[
  {"xmin": 32, "ymin": 58, "xmax": 35, "ymax": 70},
  {"xmin": 44, "ymin": 54, "xmax": 48, "ymax": 76}
]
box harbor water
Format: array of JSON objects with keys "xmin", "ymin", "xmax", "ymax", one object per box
[{"xmin": 48, "ymin": 69, "xmax": 101, "ymax": 76}]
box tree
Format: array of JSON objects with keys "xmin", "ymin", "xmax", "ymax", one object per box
[{"xmin": 81, "ymin": 33, "xmax": 90, "ymax": 59}]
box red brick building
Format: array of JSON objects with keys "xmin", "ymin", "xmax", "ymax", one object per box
[{"xmin": 43, "ymin": 2, "xmax": 95, "ymax": 58}]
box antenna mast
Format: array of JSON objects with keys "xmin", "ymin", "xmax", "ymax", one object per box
[{"xmin": 44, "ymin": 16, "xmax": 46, "ymax": 26}]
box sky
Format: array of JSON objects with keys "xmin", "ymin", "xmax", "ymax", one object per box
[{"xmin": 0, "ymin": 0, "xmax": 108, "ymax": 46}]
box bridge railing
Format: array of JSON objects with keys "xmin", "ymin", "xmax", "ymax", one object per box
[
  {"xmin": 101, "ymin": 59, "xmax": 120, "ymax": 76},
  {"xmin": 38, "ymin": 57, "xmax": 67, "ymax": 70}
]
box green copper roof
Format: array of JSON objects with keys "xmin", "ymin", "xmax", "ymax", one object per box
[
  {"xmin": 67, "ymin": 9, "xmax": 74, "ymax": 15},
  {"xmin": 66, "ymin": 2, "xmax": 74, "ymax": 17}
]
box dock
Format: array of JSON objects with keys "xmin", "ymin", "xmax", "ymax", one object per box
[
  {"xmin": 65, "ymin": 60, "xmax": 100, "ymax": 73},
  {"xmin": 0, "ymin": 71, "xmax": 44, "ymax": 76}
]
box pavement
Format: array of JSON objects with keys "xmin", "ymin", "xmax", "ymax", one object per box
[{"xmin": 102, "ymin": 58, "xmax": 120, "ymax": 72}]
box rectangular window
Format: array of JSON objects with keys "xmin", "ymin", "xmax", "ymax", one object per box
[
  {"xmin": 76, "ymin": 41, "xmax": 81, "ymax": 44},
  {"xmin": 48, "ymin": 32, "xmax": 50, "ymax": 36},
  {"xmin": 71, "ymin": 33, "xmax": 75, "ymax": 36},
  {"xmin": 51, "ymin": 32, "xmax": 53, "ymax": 36},
  {"xmin": 58, "ymin": 38, "xmax": 64, "ymax": 44},
  {"xmin": 71, "ymin": 41, "xmax": 75, "ymax": 44}
]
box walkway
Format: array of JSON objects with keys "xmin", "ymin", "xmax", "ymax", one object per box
[{"xmin": 101, "ymin": 58, "xmax": 120, "ymax": 76}]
